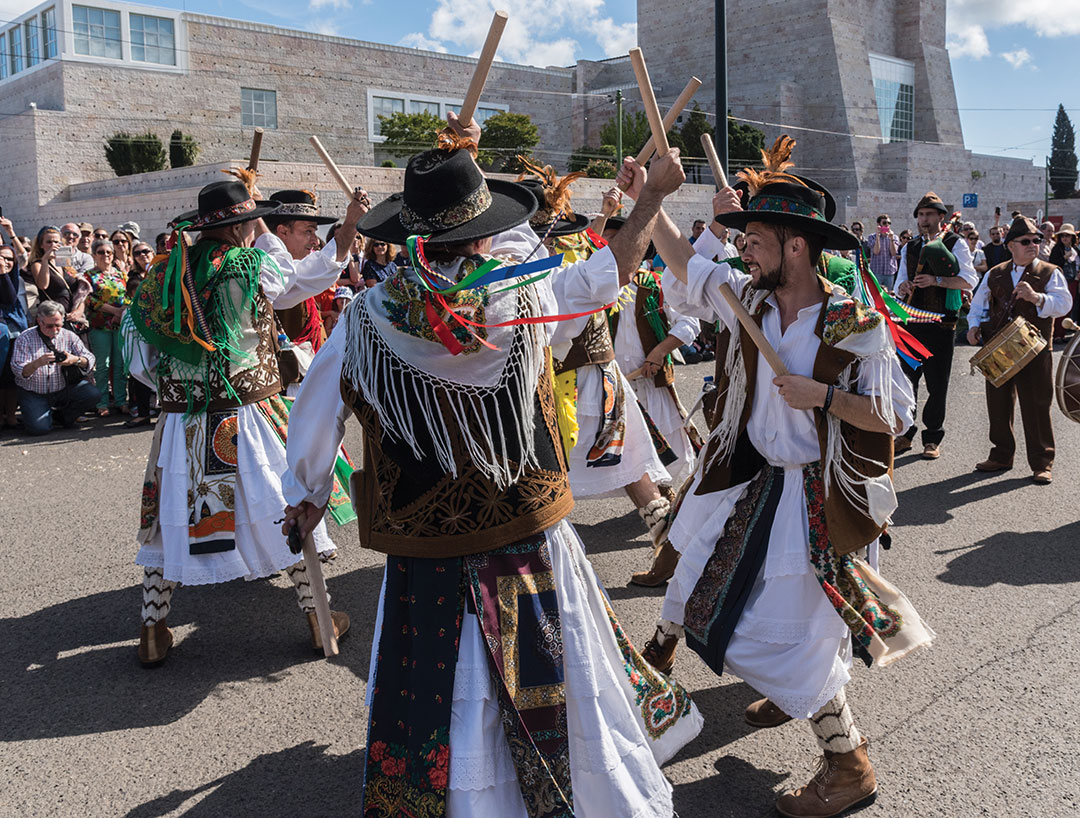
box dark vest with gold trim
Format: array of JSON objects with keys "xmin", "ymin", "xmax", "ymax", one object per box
[
  {"xmin": 904, "ymin": 232, "xmax": 962, "ymax": 327},
  {"xmin": 340, "ymin": 362, "xmax": 574, "ymax": 558},
  {"xmin": 553, "ymin": 311, "xmax": 614, "ymax": 374},
  {"xmin": 979, "ymin": 258, "xmax": 1056, "ymax": 340},
  {"xmin": 701, "ymin": 280, "xmax": 894, "ymax": 555}
]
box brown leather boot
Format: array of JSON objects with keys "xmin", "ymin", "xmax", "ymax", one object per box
[
  {"xmin": 629, "ymin": 540, "xmax": 680, "ymax": 587},
  {"xmin": 641, "ymin": 631, "xmax": 677, "ymax": 675},
  {"xmin": 138, "ymin": 620, "xmax": 174, "ymax": 667},
  {"xmin": 775, "ymin": 739, "xmax": 877, "ymax": 818},
  {"xmin": 744, "ymin": 697, "xmax": 792, "ymax": 728},
  {"xmin": 307, "ymin": 610, "xmax": 351, "ymax": 653}
]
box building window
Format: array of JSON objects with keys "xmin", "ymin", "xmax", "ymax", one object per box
[
  {"xmin": 9, "ymin": 28, "xmax": 23, "ymax": 74},
  {"xmin": 0, "ymin": 35, "xmax": 7, "ymax": 79},
  {"xmin": 408, "ymin": 99, "xmax": 440, "ymax": 116},
  {"xmin": 475, "ymin": 107, "xmax": 502, "ymax": 126},
  {"xmin": 24, "ymin": 19, "xmax": 39, "ymax": 67},
  {"xmin": 241, "ymin": 88, "xmax": 277, "ymax": 129},
  {"xmin": 869, "ymin": 53, "xmax": 915, "ymax": 144},
  {"xmin": 73, "ymin": 5, "xmax": 121, "ymax": 59},
  {"xmin": 130, "ymin": 14, "xmax": 175, "ymax": 65},
  {"xmin": 41, "ymin": 8, "xmax": 57, "ymax": 59},
  {"xmin": 372, "ymin": 96, "xmax": 405, "ymax": 135}
]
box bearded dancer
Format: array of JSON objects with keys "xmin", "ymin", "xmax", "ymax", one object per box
[
  {"xmin": 281, "ymin": 122, "xmax": 702, "ymax": 817},
  {"xmin": 124, "ymin": 179, "xmax": 367, "ymax": 666},
  {"xmin": 635, "ymin": 138, "xmax": 934, "ymax": 818}
]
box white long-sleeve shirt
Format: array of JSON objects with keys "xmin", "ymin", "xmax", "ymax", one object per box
[
  {"xmin": 254, "ymin": 233, "xmax": 347, "ymax": 309},
  {"xmin": 967, "ymin": 263, "xmax": 1074, "ymax": 328},
  {"xmin": 896, "ymin": 237, "xmax": 978, "ymax": 290}
]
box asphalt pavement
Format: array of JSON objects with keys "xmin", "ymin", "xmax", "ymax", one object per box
[{"xmin": 2, "ymin": 348, "xmax": 1078, "ymax": 818}]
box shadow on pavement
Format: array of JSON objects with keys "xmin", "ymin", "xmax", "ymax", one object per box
[
  {"xmin": 0, "ymin": 415, "xmax": 154, "ymax": 447},
  {"xmin": 672, "ymin": 753, "xmax": 788, "ymax": 818},
  {"xmin": 936, "ymin": 520, "xmax": 1080, "ymax": 587},
  {"xmin": 571, "ymin": 508, "xmax": 649, "ymax": 554},
  {"xmin": 120, "ymin": 741, "xmax": 363, "ymax": 817},
  {"xmin": 892, "ymin": 471, "xmax": 1031, "ymax": 526},
  {"xmin": 0, "ymin": 564, "xmax": 383, "ymax": 741}
]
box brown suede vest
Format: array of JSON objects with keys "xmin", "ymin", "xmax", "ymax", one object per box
[
  {"xmin": 698, "ymin": 280, "xmax": 894, "ymax": 555},
  {"xmin": 553, "ymin": 311, "xmax": 615, "ymax": 373},
  {"xmin": 905, "ymin": 232, "xmax": 962, "ymax": 327},
  {"xmin": 340, "ymin": 362, "xmax": 574, "ymax": 558},
  {"xmin": 979, "ymin": 258, "xmax": 1055, "ymax": 340}
]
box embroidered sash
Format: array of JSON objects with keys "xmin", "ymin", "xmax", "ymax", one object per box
[{"xmin": 585, "ymin": 361, "xmax": 626, "ymax": 467}]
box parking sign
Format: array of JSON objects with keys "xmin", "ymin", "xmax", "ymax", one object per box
[{"xmin": 962, "ymin": 193, "xmax": 978, "ymax": 208}]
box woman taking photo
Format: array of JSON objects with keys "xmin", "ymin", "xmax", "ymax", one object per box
[
  {"xmin": 361, "ymin": 238, "xmax": 397, "ymax": 288},
  {"xmin": 86, "ymin": 239, "xmax": 129, "ymax": 415},
  {"xmin": 26, "ymin": 226, "xmax": 91, "ymax": 329},
  {"xmin": 0, "ymin": 243, "xmax": 28, "ymax": 430}
]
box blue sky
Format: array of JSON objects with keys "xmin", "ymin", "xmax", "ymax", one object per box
[{"xmin": 3, "ymin": 0, "xmax": 1076, "ymax": 163}]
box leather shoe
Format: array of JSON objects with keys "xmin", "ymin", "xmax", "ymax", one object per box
[
  {"xmin": 892, "ymin": 436, "xmax": 913, "ymax": 455},
  {"xmin": 307, "ymin": 609, "xmax": 350, "ymax": 653},
  {"xmin": 138, "ymin": 620, "xmax": 174, "ymax": 667},
  {"xmin": 1032, "ymin": 470, "xmax": 1053, "ymax": 484},
  {"xmin": 776, "ymin": 739, "xmax": 877, "ymax": 818},
  {"xmin": 975, "ymin": 459, "xmax": 1012, "ymax": 472},
  {"xmin": 641, "ymin": 631, "xmax": 677, "ymax": 675},
  {"xmin": 921, "ymin": 443, "xmax": 940, "ymax": 460},
  {"xmin": 630, "ymin": 540, "xmax": 680, "ymax": 587},
  {"xmin": 744, "ymin": 697, "xmax": 792, "ymax": 728}
]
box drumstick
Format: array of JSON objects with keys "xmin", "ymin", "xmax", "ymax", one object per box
[
  {"xmin": 458, "ymin": 10, "xmax": 509, "ymax": 127},
  {"xmin": 629, "ymin": 48, "xmax": 669, "ymax": 158},
  {"xmin": 701, "ymin": 132, "xmax": 728, "ymax": 188},
  {"xmin": 248, "ymin": 127, "xmax": 264, "ymax": 172},
  {"xmin": 635, "ymin": 77, "xmax": 702, "ymax": 166},
  {"xmin": 300, "ymin": 531, "xmax": 339, "ymax": 657},
  {"xmin": 309, "ymin": 135, "xmax": 354, "ymax": 197},
  {"xmin": 718, "ymin": 283, "xmax": 789, "ymax": 377}
]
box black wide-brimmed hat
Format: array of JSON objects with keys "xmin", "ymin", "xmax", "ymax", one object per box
[
  {"xmin": 518, "ymin": 178, "xmax": 590, "ymax": 238},
  {"xmin": 264, "ymin": 190, "xmax": 337, "ymax": 226},
  {"xmin": 716, "ymin": 180, "xmax": 858, "ymax": 251},
  {"xmin": 732, "ymin": 174, "xmax": 837, "ymax": 222},
  {"xmin": 175, "ymin": 180, "xmax": 281, "ymax": 231},
  {"xmin": 358, "ymin": 149, "xmax": 537, "ymax": 244},
  {"xmin": 1004, "ymin": 215, "xmax": 1041, "ymax": 245}
]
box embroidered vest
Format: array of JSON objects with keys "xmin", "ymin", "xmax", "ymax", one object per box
[
  {"xmin": 553, "ymin": 311, "xmax": 615, "ymax": 373},
  {"xmin": 979, "ymin": 258, "xmax": 1055, "ymax": 341},
  {"xmin": 699, "ymin": 281, "xmax": 894, "ymax": 555},
  {"xmin": 609, "ymin": 280, "xmax": 676, "ymax": 388},
  {"xmin": 340, "ymin": 362, "xmax": 574, "ymax": 558},
  {"xmin": 158, "ymin": 286, "xmax": 282, "ymax": 412},
  {"xmin": 905, "ymin": 232, "xmax": 962, "ymax": 327}
]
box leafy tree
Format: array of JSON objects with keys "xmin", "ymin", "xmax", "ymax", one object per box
[
  {"xmin": 599, "ymin": 110, "xmax": 652, "ymax": 157},
  {"xmin": 728, "ymin": 114, "xmax": 766, "ymax": 167},
  {"xmin": 583, "ymin": 158, "xmax": 617, "ymax": 179},
  {"xmin": 678, "ymin": 104, "xmax": 714, "ymax": 158},
  {"xmin": 105, "ymin": 132, "xmax": 167, "ymax": 177},
  {"xmin": 381, "ymin": 159, "xmax": 397, "ymax": 168},
  {"xmin": 169, "ymin": 129, "xmax": 199, "ymax": 168},
  {"xmin": 1050, "ymin": 103, "xmax": 1078, "ymax": 199},
  {"xmin": 478, "ymin": 112, "xmax": 539, "ymax": 173},
  {"xmin": 569, "ymin": 145, "xmax": 615, "ymax": 173},
  {"xmin": 378, "ymin": 110, "xmax": 444, "ymax": 159}
]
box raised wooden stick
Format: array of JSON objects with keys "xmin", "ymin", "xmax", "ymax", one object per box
[
  {"xmin": 701, "ymin": 132, "xmax": 729, "ymax": 188},
  {"xmin": 635, "ymin": 76, "xmax": 702, "ymax": 165},
  {"xmin": 629, "ymin": 48, "xmax": 669, "ymax": 158},
  {"xmin": 458, "ymin": 10, "xmax": 509, "ymax": 127},
  {"xmin": 309, "ymin": 135, "xmax": 354, "ymax": 197},
  {"xmin": 718, "ymin": 283, "xmax": 789, "ymax": 377},
  {"xmin": 301, "ymin": 531, "xmax": 339, "ymax": 657},
  {"xmin": 247, "ymin": 127, "xmax": 264, "ymax": 172}
]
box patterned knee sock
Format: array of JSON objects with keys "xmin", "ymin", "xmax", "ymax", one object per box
[
  {"xmin": 141, "ymin": 567, "xmax": 176, "ymax": 625},
  {"xmin": 286, "ymin": 561, "xmax": 330, "ymax": 613},
  {"xmin": 655, "ymin": 618, "xmax": 684, "ymax": 644},
  {"xmin": 810, "ymin": 688, "xmax": 862, "ymax": 754},
  {"xmin": 637, "ymin": 496, "xmax": 672, "ymax": 545}
]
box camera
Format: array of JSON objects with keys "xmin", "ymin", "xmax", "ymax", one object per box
[{"xmin": 53, "ymin": 351, "xmax": 66, "ymax": 364}]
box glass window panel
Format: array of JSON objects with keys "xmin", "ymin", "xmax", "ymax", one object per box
[
  {"xmin": 10, "ymin": 29, "xmax": 23, "ymax": 74},
  {"xmin": 41, "ymin": 9, "xmax": 57, "ymax": 59},
  {"xmin": 0, "ymin": 35, "xmax": 7, "ymax": 79},
  {"xmin": 869, "ymin": 53, "xmax": 915, "ymax": 144},
  {"xmin": 72, "ymin": 6, "xmax": 120, "ymax": 59},
  {"xmin": 372, "ymin": 95, "xmax": 404, "ymax": 135},
  {"xmin": 241, "ymin": 88, "xmax": 277, "ymax": 129},
  {"xmin": 408, "ymin": 100, "xmax": 441, "ymax": 116},
  {"xmin": 25, "ymin": 20, "xmax": 40, "ymax": 67},
  {"xmin": 476, "ymin": 106, "xmax": 502, "ymax": 126},
  {"xmin": 131, "ymin": 14, "xmax": 175, "ymax": 65}
]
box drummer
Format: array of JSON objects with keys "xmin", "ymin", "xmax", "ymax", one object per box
[{"xmin": 966, "ymin": 216, "xmax": 1074, "ymax": 484}]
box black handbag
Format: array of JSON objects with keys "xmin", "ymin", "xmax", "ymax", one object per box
[{"xmin": 37, "ymin": 328, "xmax": 85, "ymax": 387}]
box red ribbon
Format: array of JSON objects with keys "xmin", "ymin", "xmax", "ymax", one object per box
[{"xmin": 424, "ymin": 294, "xmax": 464, "ymax": 356}]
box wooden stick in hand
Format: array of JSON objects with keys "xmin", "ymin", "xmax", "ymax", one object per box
[
  {"xmin": 718, "ymin": 283, "xmax": 789, "ymax": 377},
  {"xmin": 309, "ymin": 135, "xmax": 354, "ymax": 197},
  {"xmin": 629, "ymin": 48, "xmax": 669, "ymax": 158},
  {"xmin": 700, "ymin": 132, "xmax": 728, "ymax": 188},
  {"xmin": 635, "ymin": 76, "xmax": 702, "ymax": 166},
  {"xmin": 248, "ymin": 127, "xmax": 264, "ymax": 172},
  {"xmin": 300, "ymin": 531, "xmax": 338, "ymax": 657},
  {"xmin": 458, "ymin": 10, "xmax": 509, "ymax": 127}
]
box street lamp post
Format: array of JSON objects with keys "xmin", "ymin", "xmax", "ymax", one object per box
[{"xmin": 715, "ymin": 0, "xmax": 728, "ymax": 181}]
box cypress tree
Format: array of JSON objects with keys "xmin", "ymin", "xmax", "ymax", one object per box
[{"xmin": 1049, "ymin": 104, "xmax": 1078, "ymax": 199}]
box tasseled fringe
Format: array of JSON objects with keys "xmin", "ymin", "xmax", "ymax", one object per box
[{"xmin": 341, "ymin": 288, "xmax": 545, "ymax": 489}]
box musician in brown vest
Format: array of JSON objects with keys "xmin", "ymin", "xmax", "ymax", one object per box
[
  {"xmin": 894, "ymin": 192, "xmax": 977, "ymax": 459},
  {"xmin": 966, "ymin": 216, "xmax": 1074, "ymax": 483}
]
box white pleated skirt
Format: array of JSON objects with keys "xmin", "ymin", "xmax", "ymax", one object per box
[
  {"xmin": 135, "ymin": 405, "xmax": 335, "ymax": 586},
  {"xmin": 366, "ymin": 519, "xmax": 702, "ymax": 817},
  {"xmin": 627, "ymin": 376, "xmax": 697, "ymax": 488}
]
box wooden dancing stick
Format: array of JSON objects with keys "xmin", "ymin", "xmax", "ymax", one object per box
[
  {"xmin": 700, "ymin": 132, "xmax": 728, "ymax": 188},
  {"xmin": 308, "ymin": 135, "xmax": 354, "ymax": 197},
  {"xmin": 458, "ymin": 10, "xmax": 509, "ymax": 127},
  {"xmin": 247, "ymin": 127, "xmax": 264, "ymax": 172},
  {"xmin": 629, "ymin": 48, "xmax": 669, "ymax": 158},
  {"xmin": 635, "ymin": 77, "xmax": 702, "ymax": 165},
  {"xmin": 718, "ymin": 283, "xmax": 789, "ymax": 377},
  {"xmin": 301, "ymin": 531, "xmax": 339, "ymax": 657}
]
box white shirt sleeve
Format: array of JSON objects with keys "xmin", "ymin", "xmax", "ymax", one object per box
[
  {"xmin": 1039, "ymin": 268, "xmax": 1074, "ymax": 319},
  {"xmin": 545, "ymin": 245, "xmax": 620, "ymax": 345},
  {"xmin": 661, "ymin": 254, "xmax": 750, "ymax": 329},
  {"xmin": 281, "ymin": 323, "xmax": 353, "ymax": 507},
  {"xmin": 489, "ymin": 222, "xmax": 548, "ymax": 263},
  {"xmin": 666, "ymin": 303, "xmax": 701, "ymax": 346},
  {"xmin": 692, "ymin": 226, "xmax": 726, "ymax": 261},
  {"xmin": 952, "ymin": 239, "xmax": 978, "ymax": 289},
  {"xmin": 896, "ymin": 245, "xmax": 909, "ymax": 285},
  {"xmin": 255, "ymin": 233, "xmax": 347, "ymax": 309},
  {"xmin": 967, "ymin": 273, "xmax": 993, "ymax": 328}
]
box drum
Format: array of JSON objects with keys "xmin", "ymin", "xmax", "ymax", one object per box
[
  {"xmin": 1055, "ymin": 330, "xmax": 1080, "ymax": 422},
  {"xmin": 969, "ymin": 316, "xmax": 1047, "ymax": 388}
]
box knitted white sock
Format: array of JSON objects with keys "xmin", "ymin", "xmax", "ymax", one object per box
[
  {"xmin": 655, "ymin": 617, "xmax": 684, "ymax": 644},
  {"xmin": 141, "ymin": 567, "xmax": 177, "ymax": 625},
  {"xmin": 286, "ymin": 561, "xmax": 330, "ymax": 613},
  {"xmin": 810, "ymin": 688, "xmax": 862, "ymax": 754},
  {"xmin": 637, "ymin": 496, "xmax": 672, "ymax": 545}
]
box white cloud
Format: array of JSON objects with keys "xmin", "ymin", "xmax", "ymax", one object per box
[
  {"xmin": 1002, "ymin": 47, "xmax": 1033, "ymax": 69},
  {"xmin": 399, "ymin": 32, "xmax": 449, "ymax": 53},
  {"xmin": 311, "ymin": 21, "xmax": 338, "ymax": 36},
  {"xmin": 309, "ymin": 0, "xmax": 351, "ymax": 9},
  {"xmin": 946, "ymin": 26, "xmax": 990, "ymax": 59},
  {"xmin": 949, "ymin": 0, "xmax": 1080, "ymax": 38}
]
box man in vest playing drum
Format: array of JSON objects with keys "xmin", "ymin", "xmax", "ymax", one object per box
[
  {"xmin": 967, "ymin": 216, "xmax": 1074, "ymax": 484},
  {"xmin": 894, "ymin": 192, "xmax": 978, "ymax": 460}
]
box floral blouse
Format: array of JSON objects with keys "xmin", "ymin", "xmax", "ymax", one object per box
[{"xmin": 87, "ymin": 268, "xmax": 130, "ymax": 330}]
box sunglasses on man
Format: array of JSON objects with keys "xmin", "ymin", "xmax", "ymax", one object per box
[{"xmin": 1013, "ymin": 237, "xmax": 1043, "ymax": 246}]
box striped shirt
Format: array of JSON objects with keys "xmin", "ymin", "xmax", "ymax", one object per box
[{"xmin": 10, "ymin": 326, "xmax": 94, "ymax": 393}]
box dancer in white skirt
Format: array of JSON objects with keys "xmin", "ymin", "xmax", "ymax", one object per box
[
  {"xmin": 634, "ymin": 138, "xmax": 934, "ymax": 818},
  {"xmin": 125, "ymin": 178, "xmax": 368, "ymax": 667},
  {"xmin": 282, "ymin": 127, "xmax": 701, "ymax": 818}
]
